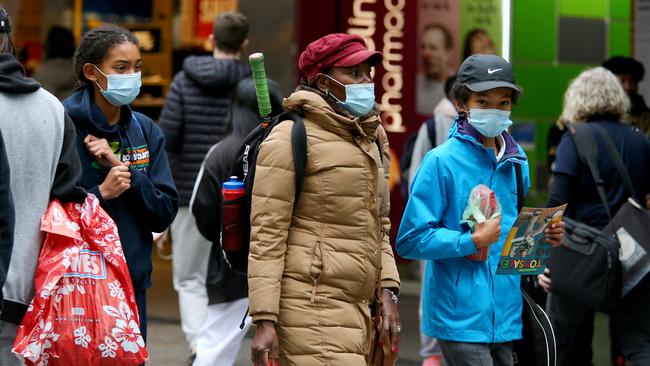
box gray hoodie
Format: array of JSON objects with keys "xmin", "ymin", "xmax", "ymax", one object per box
[{"xmin": 0, "ymin": 53, "xmax": 84, "ymax": 326}]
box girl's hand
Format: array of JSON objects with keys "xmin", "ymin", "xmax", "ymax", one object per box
[
  {"xmin": 545, "ymin": 221, "xmax": 565, "ymax": 246},
  {"xmin": 99, "ymin": 164, "xmax": 131, "ymax": 200},
  {"xmin": 85, "ymin": 134, "xmax": 122, "ymax": 168}
]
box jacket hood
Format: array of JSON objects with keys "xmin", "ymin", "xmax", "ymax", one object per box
[
  {"xmin": 282, "ymin": 89, "xmax": 381, "ymax": 141},
  {"xmin": 63, "ymin": 88, "xmax": 131, "ymax": 138},
  {"xmin": 0, "ymin": 53, "xmax": 41, "ymax": 93},
  {"xmin": 182, "ymin": 56, "xmax": 251, "ymax": 92},
  {"xmin": 452, "ymin": 115, "xmax": 523, "ymax": 159}
]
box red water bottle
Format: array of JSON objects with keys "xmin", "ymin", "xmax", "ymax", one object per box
[{"xmin": 221, "ymin": 176, "xmax": 246, "ymax": 251}]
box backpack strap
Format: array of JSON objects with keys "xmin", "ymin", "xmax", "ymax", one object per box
[
  {"xmin": 426, "ymin": 117, "xmax": 436, "ymax": 147},
  {"xmin": 282, "ymin": 112, "xmax": 307, "ymax": 205},
  {"xmin": 131, "ymin": 112, "xmax": 145, "ymax": 139},
  {"xmin": 514, "ymin": 163, "xmax": 524, "ymax": 212},
  {"xmin": 590, "ymin": 124, "xmax": 636, "ymax": 199},
  {"xmin": 568, "ymin": 123, "xmax": 613, "ymax": 220}
]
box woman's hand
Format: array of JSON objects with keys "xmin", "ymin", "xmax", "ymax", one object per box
[
  {"xmin": 471, "ymin": 216, "xmax": 502, "ymax": 248},
  {"xmin": 545, "ymin": 221, "xmax": 565, "ymax": 246},
  {"xmin": 538, "ymin": 268, "xmax": 552, "ymax": 293},
  {"xmin": 251, "ymin": 320, "xmax": 279, "ymax": 366},
  {"xmin": 380, "ymin": 289, "xmax": 401, "ymax": 354},
  {"xmin": 85, "ymin": 134, "xmax": 122, "ymax": 168}
]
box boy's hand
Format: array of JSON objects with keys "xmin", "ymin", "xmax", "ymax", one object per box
[{"xmin": 471, "ymin": 216, "xmax": 502, "ymax": 248}]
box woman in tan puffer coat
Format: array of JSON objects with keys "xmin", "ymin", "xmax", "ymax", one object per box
[{"xmin": 249, "ymin": 34, "xmax": 401, "ymax": 366}]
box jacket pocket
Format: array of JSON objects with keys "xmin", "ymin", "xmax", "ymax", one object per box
[{"xmin": 309, "ymin": 241, "xmax": 325, "ymax": 302}]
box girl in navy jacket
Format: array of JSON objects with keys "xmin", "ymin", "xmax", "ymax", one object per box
[{"xmin": 63, "ymin": 25, "xmax": 178, "ymax": 340}]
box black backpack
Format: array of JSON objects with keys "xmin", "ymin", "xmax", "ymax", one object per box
[
  {"xmin": 220, "ymin": 111, "xmax": 307, "ymax": 274},
  {"xmin": 399, "ymin": 117, "xmax": 436, "ymax": 198},
  {"xmin": 221, "ymin": 111, "xmax": 385, "ymax": 274}
]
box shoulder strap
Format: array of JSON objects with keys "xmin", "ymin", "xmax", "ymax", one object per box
[
  {"xmin": 426, "ymin": 117, "xmax": 436, "ymax": 147},
  {"xmin": 568, "ymin": 123, "xmax": 613, "ymax": 220},
  {"xmin": 590, "ymin": 124, "xmax": 636, "ymax": 199},
  {"xmin": 284, "ymin": 112, "xmax": 307, "ymax": 205},
  {"xmin": 514, "ymin": 163, "xmax": 524, "ymax": 212},
  {"xmin": 131, "ymin": 112, "xmax": 145, "ymax": 138},
  {"xmin": 375, "ymin": 126, "xmax": 386, "ymax": 164}
]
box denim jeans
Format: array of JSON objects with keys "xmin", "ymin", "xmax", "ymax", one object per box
[{"xmin": 438, "ymin": 340, "xmax": 513, "ymax": 366}]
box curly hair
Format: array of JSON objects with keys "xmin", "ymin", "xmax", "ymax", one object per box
[
  {"xmin": 74, "ymin": 25, "xmax": 139, "ymax": 89},
  {"xmin": 560, "ymin": 67, "xmax": 629, "ymax": 124}
]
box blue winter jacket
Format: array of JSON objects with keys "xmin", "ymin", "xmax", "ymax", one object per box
[
  {"xmin": 396, "ymin": 116, "xmax": 530, "ymax": 343},
  {"xmin": 63, "ymin": 89, "xmax": 179, "ymax": 292}
]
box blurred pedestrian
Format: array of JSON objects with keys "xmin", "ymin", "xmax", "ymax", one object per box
[
  {"xmin": 0, "ymin": 8, "xmax": 86, "ymax": 365},
  {"xmin": 63, "ymin": 24, "xmax": 179, "ymax": 342},
  {"xmin": 417, "ymin": 24, "xmax": 453, "ymax": 115},
  {"xmin": 190, "ymin": 77, "xmax": 283, "ymax": 366},
  {"xmin": 248, "ymin": 33, "xmax": 401, "ymax": 366},
  {"xmin": 158, "ymin": 12, "xmax": 251, "ymax": 362},
  {"xmin": 397, "ymin": 54, "xmax": 564, "ymax": 366},
  {"xmin": 462, "ymin": 29, "xmax": 496, "ymax": 61},
  {"xmin": 540, "ymin": 66, "xmax": 650, "ymax": 366},
  {"xmin": 32, "ymin": 26, "xmax": 77, "ymax": 100},
  {"xmin": 603, "ymin": 56, "xmax": 650, "ymax": 136}
]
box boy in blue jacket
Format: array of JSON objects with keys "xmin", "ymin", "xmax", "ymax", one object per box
[{"xmin": 397, "ymin": 54, "xmax": 564, "ymax": 366}]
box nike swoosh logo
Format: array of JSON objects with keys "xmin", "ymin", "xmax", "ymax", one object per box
[{"xmin": 487, "ymin": 68, "xmax": 503, "ymax": 74}]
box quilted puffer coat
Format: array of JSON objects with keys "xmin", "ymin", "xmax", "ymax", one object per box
[{"xmin": 248, "ymin": 90, "xmax": 400, "ymax": 365}]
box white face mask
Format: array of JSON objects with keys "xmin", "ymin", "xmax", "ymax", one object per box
[
  {"xmin": 468, "ymin": 109, "xmax": 513, "ymax": 137},
  {"xmin": 94, "ymin": 65, "xmax": 142, "ymax": 106},
  {"xmin": 321, "ymin": 74, "xmax": 376, "ymax": 117}
]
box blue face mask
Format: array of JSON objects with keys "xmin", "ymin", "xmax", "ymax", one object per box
[
  {"xmin": 323, "ymin": 74, "xmax": 376, "ymax": 117},
  {"xmin": 468, "ymin": 108, "xmax": 513, "ymax": 137},
  {"xmin": 94, "ymin": 65, "xmax": 142, "ymax": 106}
]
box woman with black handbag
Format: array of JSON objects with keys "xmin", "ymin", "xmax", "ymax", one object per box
[{"xmin": 539, "ymin": 67, "xmax": 650, "ymax": 366}]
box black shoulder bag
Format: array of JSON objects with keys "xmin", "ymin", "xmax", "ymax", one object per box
[{"xmin": 546, "ymin": 123, "xmax": 624, "ymax": 313}]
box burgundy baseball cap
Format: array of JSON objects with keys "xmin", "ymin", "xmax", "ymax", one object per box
[{"xmin": 299, "ymin": 33, "xmax": 383, "ymax": 81}]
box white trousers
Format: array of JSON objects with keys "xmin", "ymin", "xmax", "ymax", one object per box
[
  {"xmin": 172, "ymin": 207, "xmax": 211, "ymax": 350},
  {"xmin": 193, "ymin": 298, "xmax": 252, "ymax": 366}
]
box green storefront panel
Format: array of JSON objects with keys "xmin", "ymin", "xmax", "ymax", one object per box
[
  {"xmin": 559, "ymin": 0, "xmax": 607, "ymax": 18},
  {"xmin": 609, "ymin": 21, "xmax": 631, "ymax": 57},
  {"xmin": 513, "ymin": 0, "xmax": 556, "ymax": 62}
]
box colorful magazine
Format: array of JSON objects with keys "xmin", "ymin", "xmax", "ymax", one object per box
[{"xmin": 496, "ymin": 205, "xmax": 567, "ymax": 275}]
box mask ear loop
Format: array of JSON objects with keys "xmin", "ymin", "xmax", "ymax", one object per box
[
  {"xmin": 318, "ymin": 73, "xmax": 345, "ymax": 103},
  {"xmin": 93, "ymin": 65, "xmax": 109, "ymax": 92}
]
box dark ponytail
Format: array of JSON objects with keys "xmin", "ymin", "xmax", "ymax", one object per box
[{"xmin": 74, "ymin": 25, "xmax": 139, "ymax": 89}]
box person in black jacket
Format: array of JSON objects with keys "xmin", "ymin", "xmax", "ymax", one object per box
[
  {"xmin": 539, "ymin": 67, "xmax": 650, "ymax": 366},
  {"xmin": 0, "ymin": 9, "xmax": 86, "ymax": 365},
  {"xmin": 190, "ymin": 77, "xmax": 283, "ymax": 366},
  {"xmin": 63, "ymin": 25, "xmax": 178, "ymax": 342},
  {"xmin": 158, "ymin": 12, "xmax": 251, "ymax": 357}
]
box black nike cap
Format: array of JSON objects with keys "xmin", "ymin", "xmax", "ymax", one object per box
[{"xmin": 456, "ymin": 54, "xmax": 520, "ymax": 93}]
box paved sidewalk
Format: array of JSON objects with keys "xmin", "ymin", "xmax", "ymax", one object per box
[{"xmin": 146, "ymin": 255, "xmax": 612, "ymax": 365}]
